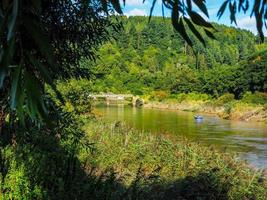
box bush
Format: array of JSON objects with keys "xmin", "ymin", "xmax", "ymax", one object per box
[
  {"xmin": 243, "ymin": 50, "xmax": 267, "ymax": 93},
  {"xmin": 223, "ymin": 103, "xmax": 233, "ymax": 119},
  {"xmin": 149, "ymin": 91, "xmax": 169, "ymax": 101},
  {"xmin": 199, "ymin": 65, "xmax": 248, "ymax": 98},
  {"xmin": 55, "ymin": 79, "xmax": 93, "ymax": 114},
  {"xmin": 0, "ymin": 106, "xmax": 91, "ymax": 199},
  {"xmin": 170, "ymin": 66, "xmax": 201, "ymax": 94},
  {"xmin": 242, "ymin": 92, "xmax": 267, "ymax": 105},
  {"xmin": 215, "ymin": 93, "xmax": 235, "ymax": 106},
  {"xmin": 175, "ymin": 93, "xmax": 211, "ymax": 103}
]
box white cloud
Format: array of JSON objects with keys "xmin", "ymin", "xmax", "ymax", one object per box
[
  {"xmin": 125, "ymin": 8, "xmax": 147, "ymax": 16},
  {"xmin": 237, "ymin": 16, "xmax": 257, "ymax": 34},
  {"xmin": 197, "ymin": 8, "xmax": 217, "ymax": 21},
  {"xmin": 208, "ymin": 8, "xmax": 218, "ymax": 17}
]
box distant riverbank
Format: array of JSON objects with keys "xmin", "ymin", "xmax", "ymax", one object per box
[{"xmin": 143, "ymin": 93, "xmax": 267, "ymax": 123}]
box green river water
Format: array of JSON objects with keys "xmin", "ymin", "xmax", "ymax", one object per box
[{"xmin": 95, "ymin": 104, "xmax": 267, "ymax": 169}]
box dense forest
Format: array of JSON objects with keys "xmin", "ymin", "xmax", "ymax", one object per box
[{"xmin": 82, "ymin": 16, "xmax": 266, "ymax": 98}]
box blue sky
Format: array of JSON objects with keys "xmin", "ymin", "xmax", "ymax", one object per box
[{"xmin": 120, "ymin": 0, "xmax": 261, "ymax": 35}]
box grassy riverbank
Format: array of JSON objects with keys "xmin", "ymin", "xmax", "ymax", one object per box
[
  {"xmin": 143, "ymin": 92, "xmax": 267, "ymax": 122},
  {"xmin": 80, "ymin": 119, "xmax": 267, "ymax": 200},
  {"xmin": 2, "ymin": 113, "xmax": 266, "ymax": 199}
]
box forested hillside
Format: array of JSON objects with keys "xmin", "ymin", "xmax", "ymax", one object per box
[{"xmin": 84, "ymin": 16, "xmax": 266, "ymax": 98}]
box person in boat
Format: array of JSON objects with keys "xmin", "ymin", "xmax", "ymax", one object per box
[{"xmin": 194, "ymin": 115, "xmax": 203, "ymax": 120}]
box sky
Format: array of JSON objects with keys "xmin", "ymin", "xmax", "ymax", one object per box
[{"xmin": 120, "ymin": 0, "xmax": 263, "ymax": 35}]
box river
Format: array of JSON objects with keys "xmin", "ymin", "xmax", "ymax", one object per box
[{"xmin": 95, "ymin": 104, "xmax": 267, "ymax": 169}]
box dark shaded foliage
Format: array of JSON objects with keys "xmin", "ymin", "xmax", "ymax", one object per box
[{"xmin": 0, "ymin": 0, "xmax": 121, "ymax": 124}]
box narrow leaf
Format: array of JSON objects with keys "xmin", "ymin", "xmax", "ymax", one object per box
[
  {"xmin": 0, "ymin": 38, "xmax": 15, "ymax": 87},
  {"xmin": 24, "ymin": 16, "xmax": 56, "ymax": 68},
  {"xmin": 204, "ymin": 29, "xmax": 216, "ymax": 40},
  {"xmin": 192, "ymin": 0, "xmax": 209, "ymax": 17},
  {"xmin": 229, "ymin": 2, "xmax": 237, "ymax": 25},
  {"xmin": 7, "ymin": 0, "xmax": 18, "ymax": 41},
  {"xmin": 149, "ymin": 0, "xmax": 157, "ymax": 22},
  {"xmin": 188, "ymin": 10, "xmax": 214, "ymax": 28},
  {"xmin": 110, "ymin": 0, "xmax": 123, "ymax": 14},
  {"xmin": 184, "ymin": 17, "xmax": 206, "ymax": 47},
  {"xmin": 10, "ymin": 65, "xmax": 21, "ymax": 109},
  {"xmin": 217, "ymin": 0, "xmax": 229, "ymax": 19},
  {"xmin": 28, "ymin": 54, "xmax": 53, "ymax": 85},
  {"xmin": 186, "ymin": 0, "xmax": 192, "ymax": 11}
]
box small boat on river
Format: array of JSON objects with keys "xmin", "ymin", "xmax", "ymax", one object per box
[{"xmin": 194, "ymin": 115, "xmax": 203, "ymax": 120}]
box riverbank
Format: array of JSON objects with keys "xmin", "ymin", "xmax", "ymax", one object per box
[
  {"xmin": 81, "ymin": 119, "xmax": 267, "ymax": 199},
  {"xmin": 143, "ymin": 93, "xmax": 267, "ymax": 122},
  {"xmin": 144, "ymin": 101, "xmax": 267, "ymax": 122}
]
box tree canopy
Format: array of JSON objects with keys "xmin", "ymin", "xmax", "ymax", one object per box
[
  {"xmin": 85, "ymin": 16, "xmax": 266, "ymax": 98},
  {"xmin": 0, "ymin": 0, "xmax": 267, "ymax": 124},
  {"xmin": 0, "ymin": 0, "xmax": 121, "ymax": 124}
]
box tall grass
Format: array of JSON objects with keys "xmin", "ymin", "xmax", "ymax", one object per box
[{"xmin": 81, "ymin": 119, "xmax": 267, "ymax": 200}]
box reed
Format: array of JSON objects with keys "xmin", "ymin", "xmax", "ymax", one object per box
[{"xmin": 81, "ymin": 119, "xmax": 267, "ymax": 200}]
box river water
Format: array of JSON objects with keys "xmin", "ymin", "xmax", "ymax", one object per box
[{"xmin": 95, "ymin": 105, "xmax": 267, "ymax": 169}]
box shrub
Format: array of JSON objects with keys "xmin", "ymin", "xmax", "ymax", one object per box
[
  {"xmin": 0, "ymin": 107, "xmax": 91, "ymax": 199},
  {"xmin": 186, "ymin": 92, "xmax": 211, "ymax": 101},
  {"xmin": 223, "ymin": 103, "xmax": 233, "ymax": 119},
  {"xmin": 149, "ymin": 91, "xmax": 169, "ymax": 101},
  {"xmin": 215, "ymin": 93, "xmax": 235, "ymax": 106},
  {"xmin": 55, "ymin": 79, "xmax": 93, "ymax": 114},
  {"xmin": 176, "ymin": 93, "xmax": 211, "ymax": 103},
  {"xmin": 242, "ymin": 92, "xmax": 267, "ymax": 105}
]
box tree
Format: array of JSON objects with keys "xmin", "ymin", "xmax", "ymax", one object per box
[
  {"xmin": 135, "ymin": 22, "xmax": 145, "ymax": 50},
  {"xmin": 243, "ymin": 50, "xmax": 267, "ymax": 93},
  {"xmin": 0, "ymin": 0, "xmax": 121, "ymax": 127},
  {"xmin": 1, "ymin": 0, "xmax": 267, "ymax": 126},
  {"xmin": 171, "ymin": 65, "xmax": 200, "ymax": 94}
]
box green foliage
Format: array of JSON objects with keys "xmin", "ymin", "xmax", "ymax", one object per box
[
  {"xmin": 0, "ymin": 1, "xmax": 266, "ymax": 199},
  {"xmin": 82, "ymin": 120, "xmax": 267, "ymax": 200},
  {"xmin": 215, "ymin": 93, "xmax": 235, "ymax": 106},
  {"xmin": 149, "ymin": 91, "xmax": 169, "ymax": 102},
  {"xmin": 199, "ymin": 64, "xmax": 249, "ymax": 98},
  {"xmin": 242, "ymin": 92, "xmax": 267, "ymax": 105},
  {"xmin": 223, "ymin": 103, "xmax": 234, "ymax": 119},
  {"xmin": 4, "ymin": 116, "xmax": 267, "ymax": 199},
  {"xmin": 86, "ymin": 16, "xmax": 262, "ymax": 98},
  {"xmin": 0, "ymin": 147, "xmax": 46, "ymax": 199},
  {"xmin": 243, "ymin": 50, "xmax": 267, "ymax": 93},
  {"xmin": 174, "ymin": 92, "xmax": 211, "ymax": 103},
  {"xmin": 170, "ymin": 66, "xmax": 200, "ymax": 94},
  {"xmin": 50, "ymin": 79, "xmax": 93, "ymax": 114},
  {"xmin": 0, "ymin": 0, "xmax": 121, "ymax": 123},
  {"xmin": 0, "ymin": 104, "xmax": 92, "ymax": 199},
  {"xmin": 0, "ymin": 0, "xmax": 265, "ymax": 124}
]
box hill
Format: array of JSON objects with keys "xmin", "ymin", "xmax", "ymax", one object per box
[{"xmin": 81, "ymin": 16, "xmax": 266, "ymax": 98}]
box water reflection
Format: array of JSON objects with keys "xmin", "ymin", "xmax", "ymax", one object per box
[{"xmin": 95, "ymin": 104, "xmax": 267, "ymax": 168}]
